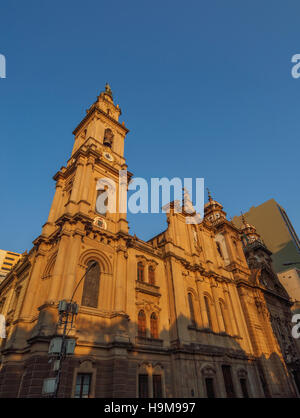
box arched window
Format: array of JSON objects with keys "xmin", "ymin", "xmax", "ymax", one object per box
[
  {"xmin": 204, "ymin": 295, "xmax": 213, "ymax": 330},
  {"xmin": 148, "ymin": 266, "xmax": 155, "ymax": 285},
  {"xmin": 138, "ymin": 310, "xmax": 146, "ymax": 338},
  {"xmin": 216, "ymin": 242, "xmax": 223, "ymax": 258},
  {"xmin": 219, "ymin": 301, "xmax": 229, "ymax": 333},
  {"xmin": 150, "ymin": 312, "xmax": 158, "ymax": 339},
  {"xmin": 81, "ymin": 261, "xmax": 100, "ymax": 308},
  {"xmin": 103, "ymin": 128, "xmax": 114, "ymax": 148},
  {"xmin": 188, "ymin": 292, "xmax": 196, "ymax": 327},
  {"xmin": 137, "ymin": 262, "xmax": 144, "ymax": 282}
]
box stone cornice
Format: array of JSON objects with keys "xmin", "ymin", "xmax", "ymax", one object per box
[{"xmin": 72, "ymin": 104, "xmax": 129, "ymax": 136}]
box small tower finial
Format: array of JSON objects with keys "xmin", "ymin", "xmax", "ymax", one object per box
[
  {"xmin": 207, "ymin": 187, "xmax": 213, "ymax": 202},
  {"xmin": 104, "ymin": 82, "xmax": 113, "ymax": 99},
  {"xmin": 241, "ymin": 211, "xmax": 247, "ymax": 227}
]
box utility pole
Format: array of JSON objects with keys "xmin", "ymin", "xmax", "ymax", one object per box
[{"xmin": 50, "ymin": 261, "xmax": 97, "ymax": 398}]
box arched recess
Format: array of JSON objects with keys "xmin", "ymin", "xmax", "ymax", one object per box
[
  {"xmin": 81, "ymin": 261, "xmax": 100, "ymax": 308},
  {"xmin": 187, "ymin": 287, "xmax": 201, "ymax": 327},
  {"xmin": 203, "ymin": 293, "xmax": 216, "ymax": 331},
  {"xmin": 138, "ymin": 310, "xmax": 147, "ymax": 337},
  {"xmin": 152, "ymin": 364, "xmax": 165, "ymax": 398},
  {"xmin": 201, "ymin": 364, "xmax": 217, "ymax": 398},
  {"xmin": 79, "ymin": 249, "xmax": 113, "ymax": 276},
  {"xmin": 215, "ymin": 233, "xmax": 230, "ymax": 265},
  {"xmin": 150, "ymin": 312, "xmax": 159, "ymax": 339},
  {"xmin": 237, "ymin": 368, "xmax": 250, "ymax": 398},
  {"xmin": 219, "ymin": 298, "xmax": 230, "ymax": 334},
  {"xmin": 42, "ymin": 251, "xmax": 58, "ymax": 280},
  {"xmin": 148, "ymin": 265, "xmax": 155, "ymax": 285},
  {"xmin": 137, "ymin": 261, "xmax": 145, "ymax": 282},
  {"xmin": 38, "ymin": 251, "xmax": 58, "ymax": 309},
  {"xmin": 77, "ymin": 249, "xmax": 113, "ymax": 309}
]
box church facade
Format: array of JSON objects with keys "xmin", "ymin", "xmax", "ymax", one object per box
[{"xmin": 0, "ymin": 86, "xmax": 299, "ymax": 398}]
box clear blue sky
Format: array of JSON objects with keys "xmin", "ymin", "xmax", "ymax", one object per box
[{"xmin": 0, "ymin": 0, "xmax": 299, "ymax": 253}]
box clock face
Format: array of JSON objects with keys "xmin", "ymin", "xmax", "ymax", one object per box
[
  {"xmin": 94, "ymin": 217, "xmax": 107, "ymax": 230},
  {"xmin": 103, "ymin": 152, "xmax": 114, "ymax": 162}
]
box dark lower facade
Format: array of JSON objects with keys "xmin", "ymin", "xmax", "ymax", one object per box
[{"xmin": 0, "ymin": 338, "xmax": 297, "ymax": 398}]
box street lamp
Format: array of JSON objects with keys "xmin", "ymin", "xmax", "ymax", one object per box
[{"xmin": 50, "ymin": 261, "xmax": 97, "ymax": 398}]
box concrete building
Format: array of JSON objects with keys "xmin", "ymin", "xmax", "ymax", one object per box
[
  {"xmin": 232, "ymin": 199, "xmax": 300, "ymax": 274},
  {"xmin": 0, "ymin": 85, "xmax": 299, "ymax": 398},
  {"xmin": 0, "ymin": 250, "xmax": 21, "ymax": 284},
  {"xmin": 232, "ymin": 200, "xmax": 300, "ymax": 310}
]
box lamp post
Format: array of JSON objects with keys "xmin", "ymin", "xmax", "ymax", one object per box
[{"xmin": 52, "ymin": 261, "xmax": 97, "ymax": 398}]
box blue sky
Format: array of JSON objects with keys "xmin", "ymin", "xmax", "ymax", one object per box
[{"xmin": 0, "ymin": 0, "xmax": 299, "ymax": 253}]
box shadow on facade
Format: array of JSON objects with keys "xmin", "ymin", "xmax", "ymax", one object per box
[{"xmin": 0, "ymin": 307, "xmax": 298, "ymax": 398}]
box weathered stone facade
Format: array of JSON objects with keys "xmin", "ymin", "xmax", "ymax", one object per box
[{"xmin": 0, "ymin": 86, "xmax": 299, "ymax": 398}]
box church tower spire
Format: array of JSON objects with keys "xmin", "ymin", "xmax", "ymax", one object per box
[{"xmin": 41, "ymin": 84, "xmax": 132, "ymax": 241}]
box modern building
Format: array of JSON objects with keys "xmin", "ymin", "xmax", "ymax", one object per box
[
  {"xmin": 0, "ymin": 85, "xmax": 299, "ymax": 398},
  {"xmin": 232, "ymin": 199, "xmax": 300, "ymax": 274},
  {"xmin": 0, "ymin": 250, "xmax": 21, "ymax": 284},
  {"xmin": 277, "ymin": 268, "xmax": 300, "ymax": 314},
  {"xmin": 232, "ymin": 200, "xmax": 300, "ymax": 309}
]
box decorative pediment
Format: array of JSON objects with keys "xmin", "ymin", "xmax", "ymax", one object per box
[
  {"xmin": 136, "ymin": 299, "xmax": 161, "ymax": 313},
  {"xmin": 135, "ymin": 254, "xmax": 158, "ymax": 265},
  {"xmin": 201, "ymin": 365, "xmax": 216, "ymax": 377}
]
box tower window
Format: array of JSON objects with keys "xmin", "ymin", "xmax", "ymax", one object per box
[
  {"xmin": 138, "ymin": 310, "xmax": 146, "ymax": 338},
  {"xmin": 81, "ymin": 261, "xmax": 100, "ymax": 308},
  {"xmin": 150, "ymin": 312, "xmax": 158, "ymax": 339},
  {"xmin": 103, "ymin": 128, "xmax": 114, "ymax": 148},
  {"xmin": 137, "ymin": 262, "xmax": 144, "ymax": 282}
]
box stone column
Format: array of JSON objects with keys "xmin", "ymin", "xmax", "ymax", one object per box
[
  {"xmin": 61, "ymin": 231, "xmax": 83, "ymax": 301},
  {"xmin": 229, "ymin": 284, "xmax": 253, "ymax": 351},
  {"xmin": 199, "ymin": 292, "xmax": 210, "ymax": 328},
  {"xmin": 70, "ymin": 160, "xmax": 84, "ymax": 203},
  {"xmin": 47, "ymin": 179, "xmax": 64, "ymax": 223},
  {"xmin": 211, "ymin": 282, "xmax": 224, "ymax": 332},
  {"xmin": 114, "ymin": 245, "xmax": 127, "ymax": 312},
  {"xmin": 20, "ymin": 252, "xmax": 45, "ymax": 318},
  {"xmin": 81, "ymin": 157, "xmax": 94, "ymax": 203},
  {"xmin": 224, "ymin": 287, "xmax": 238, "ymax": 336},
  {"xmin": 222, "ymin": 231, "xmax": 235, "ymax": 263},
  {"xmin": 47, "ymin": 232, "xmax": 70, "ymax": 303},
  {"xmin": 168, "ymin": 257, "xmax": 190, "ymax": 343},
  {"xmin": 196, "ymin": 279, "xmax": 205, "ymax": 328}
]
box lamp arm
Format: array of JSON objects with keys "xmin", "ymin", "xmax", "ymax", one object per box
[{"xmin": 70, "ymin": 261, "xmax": 97, "ymax": 303}]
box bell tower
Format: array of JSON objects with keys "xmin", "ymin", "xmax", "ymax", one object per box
[{"xmin": 41, "ymin": 84, "xmax": 132, "ymax": 240}]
